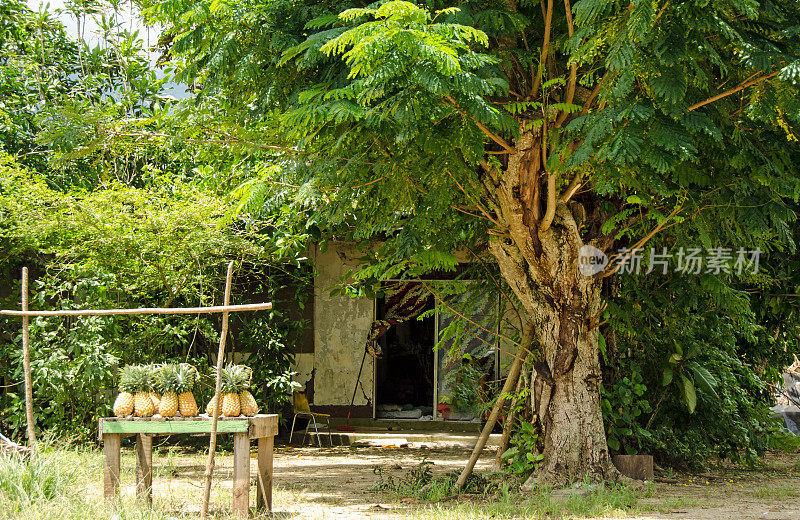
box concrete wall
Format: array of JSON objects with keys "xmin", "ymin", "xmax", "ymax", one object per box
[
  {"xmin": 310, "ymin": 243, "xmax": 375, "ymax": 406},
  {"xmin": 292, "ymin": 352, "xmax": 315, "ymax": 392}
]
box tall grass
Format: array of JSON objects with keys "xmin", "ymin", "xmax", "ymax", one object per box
[
  {"xmin": 0, "ymin": 445, "xmax": 247, "ymax": 520},
  {"xmin": 0, "ymin": 449, "xmax": 79, "ymax": 504}
]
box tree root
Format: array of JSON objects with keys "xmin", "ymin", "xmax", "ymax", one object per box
[{"xmin": 520, "ymin": 459, "xmax": 639, "ymax": 493}]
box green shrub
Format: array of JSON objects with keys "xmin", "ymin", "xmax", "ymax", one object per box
[{"xmin": 500, "ymin": 420, "xmax": 543, "ymax": 476}]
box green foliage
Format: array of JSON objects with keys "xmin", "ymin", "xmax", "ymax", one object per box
[
  {"xmin": 372, "ymin": 458, "xmax": 499, "ymax": 500},
  {"xmin": 0, "ymin": 0, "xmax": 311, "ymax": 438},
  {"xmin": 605, "ymin": 270, "xmax": 786, "ymax": 467},
  {"xmin": 500, "ymin": 421, "xmax": 543, "ymax": 476},
  {"xmin": 769, "ymin": 431, "xmax": 800, "ymax": 453},
  {"xmin": 601, "ymin": 368, "xmax": 652, "ymax": 455},
  {"xmin": 441, "ymin": 356, "xmax": 484, "ymax": 412}
]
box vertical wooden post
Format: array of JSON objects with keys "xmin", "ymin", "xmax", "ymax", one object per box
[
  {"xmin": 255, "ymin": 436, "xmax": 273, "ymax": 512},
  {"xmin": 103, "ymin": 433, "xmax": 121, "ymax": 500},
  {"xmin": 135, "ymin": 434, "xmax": 153, "ymax": 505},
  {"xmin": 232, "ymin": 432, "xmax": 250, "ymax": 517},
  {"xmin": 201, "ymin": 261, "xmax": 235, "ymax": 519},
  {"xmin": 21, "ymin": 267, "xmax": 37, "ymax": 448}
]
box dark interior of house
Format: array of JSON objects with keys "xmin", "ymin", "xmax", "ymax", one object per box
[{"xmin": 374, "ymin": 296, "xmax": 435, "ymax": 419}]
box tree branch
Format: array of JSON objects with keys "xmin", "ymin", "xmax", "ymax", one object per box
[
  {"xmin": 539, "ymin": 116, "xmax": 557, "ymax": 231},
  {"xmin": 600, "ymin": 205, "xmax": 682, "ymax": 278},
  {"xmin": 555, "ymin": 0, "xmax": 577, "ymax": 128},
  {"xmin": 559, "ymin": 171, "xmax": 582, "ymax": 203},
  {"xmin": 540, "ymin": 174, "xmax": 557, "ymax": 231},
  {"xmin": 529, "ymin": 0, "xmax": 554, "ymax": 98},
  {"xmin": 446, "ymin": 96, "xmax": 516, "ymax": 154},
  {"xmin": 448, "ymin": 170, "xmax": 505, "ymax": 228},
  {"xmin": 687, "ymin": 70, "xmax": 779, "ymax": 112},
  {"xmin": 578, "ymin": 72, "xmax": 610, "ymax": 116}
]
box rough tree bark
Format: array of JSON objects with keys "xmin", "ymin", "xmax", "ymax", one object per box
[{"xmin": 482, "ymin": 130, "xmax": 619, "ymax": 488}]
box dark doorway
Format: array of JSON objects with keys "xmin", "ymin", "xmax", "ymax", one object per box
[{"xmin": 374, "ymin": 293, "xmax": 435, "ymax": 419}]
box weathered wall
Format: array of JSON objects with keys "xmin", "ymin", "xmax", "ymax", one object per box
[
  {"xmin": 310, "ymin": 243, "xmax": 374, "ymax": 406},
  {"xmin": 292, "ymin": 352, "xmax": 315, "ymax": 392}
]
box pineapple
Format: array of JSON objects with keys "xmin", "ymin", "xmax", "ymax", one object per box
[
  {"xmin": 213, "ymin": 364, "xmax": 252, "ymax": 417},
  {"xmin": 239, "ymin": 390, "xmax": 259, "ymax": 417},
  {"xmin": 144, "ymin": 365, "xmax": 160, "ymax": 409},
  {"xmin": 132, "ymin": 366, "xmax": 156, "ymax": 417},
  {"xmin": 221, "ymin": 393, "xmax": 241, "ymax": 417},
  {"xmin": 112, "ymin": 366, "xmax": 135, "ymax": 417},
  {"xmin": 232, "ymin": 364, "xmax": 258, "ymax": 417},
  {"xmin": 205, "ymin": 395, "xmax": 219, "ymax": 417},
  {"xmin": 176, "ymin": 364, "xmax": 199, "ymax": 417},
  {"xmin": 155, "ymin": 364, "xmax": 180, "ymax": 418}
]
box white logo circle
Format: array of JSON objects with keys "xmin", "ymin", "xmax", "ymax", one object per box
[{"xmin": 578, "ymin": 245, "xmax": 608, "ymax": 277}]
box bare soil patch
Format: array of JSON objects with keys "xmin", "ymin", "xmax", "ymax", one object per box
[{"xmin": 112, "ymin": 442, "xmax": 800, "ymax": 519}]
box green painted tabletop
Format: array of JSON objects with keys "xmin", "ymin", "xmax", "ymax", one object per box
[{"xmin": 99, "ymin": 414, "xmax": 278, "ymax": 436}]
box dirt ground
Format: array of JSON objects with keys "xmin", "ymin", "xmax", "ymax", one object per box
[{"xmin": 128, "ymin": 442, "xmax": 800, "ymax": 519}]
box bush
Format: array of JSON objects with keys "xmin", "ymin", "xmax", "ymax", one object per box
[{"xmin": 605, "ymin": 272, "xmax": 788, "ymax": 468}]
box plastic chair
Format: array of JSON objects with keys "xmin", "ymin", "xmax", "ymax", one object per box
[{"xmin": 289, "ymin": 392, "xmax": 333, "ymax": 446}]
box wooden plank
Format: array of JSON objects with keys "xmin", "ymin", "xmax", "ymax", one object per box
[
  {"xmin": 103, "ymin": 434, "xmax": 121, "ymax": 500},
  {"xmin": 613, "ymin": 454, "xmax": 654, "ymax": 480},
  {"xmin": 0, "ymin": 302, "xmax": 272, "ymax": 318},
  {"xmin": 232, "ymin": 432, "xmax": 250, "ymax": 518},
  {"xmin": 135, "ymin": 434, "xmax": 153, "ymax": 505},
  {"xmin": 255, "ymin": 436, "xmax": 273, "ymax": 512},
  {"xmin": 248, "ymin": 415, "xmax": 279, "ymax": 439},
  {"xmin": 102, "ymin": 419, "xmax": 248, "ymax": 435}
]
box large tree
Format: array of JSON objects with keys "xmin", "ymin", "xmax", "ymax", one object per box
[{"xmin": 142, "ymin": 0, "xmax": 800, "ymax": 485}]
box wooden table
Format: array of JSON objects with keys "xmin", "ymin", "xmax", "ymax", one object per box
[{"xmin": 99, "ymin": 414, "xmax": 278, "ymax": 517}]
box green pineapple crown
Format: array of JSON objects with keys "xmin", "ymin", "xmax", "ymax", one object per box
[
  {"xmin": 126, "ymin": 365, "xmax": 151, "ymax": 393},
  {"xmin": 154, "ymin": 364, "xmax": 180, "ymax": 394},
  {"xmin": 217, "ymin": 364, "xmax": 252, "ymax": 394},
  {"xmin": 142, "ymin": 364, "xmax": 159, "ymax": 391},
  {"xmin": 119, "ymin": 365, "xmax": 138, "ymax": 394},
  {"xmin": 176, "ymin": 363, "xmax": 198, "ymax": 394}
]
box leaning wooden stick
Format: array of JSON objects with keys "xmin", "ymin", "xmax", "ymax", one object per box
[
  {"xmin": 496, "ymin": 367, "xmax": 526, "ymax": 468},
  {"xmin": 21, "ymin": 267, "xmax": 37, "ymax": 448},
  {"xmin": 454, "ymin": 323, "xmax": 533, "ymax": 490},
  {"xmin": 201, "ymin": 261, "xmax": 235, "ymax": 519}
]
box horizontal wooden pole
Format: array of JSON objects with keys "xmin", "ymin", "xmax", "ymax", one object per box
[{"xmin": 0, "ymin": 302, "xmax": 272, "ymax": 318}]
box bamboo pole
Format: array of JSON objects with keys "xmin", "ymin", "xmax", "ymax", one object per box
[
  {"xmin": 201, "ymin": 261, "xmax": 235, "ymax": 519},
  {"xmin": 0, "ymin": 302, "xmax": 272, "ymax": 317},
  {"xmin": 454, "ymin": 324, "xmax": 533, "ymax": 490},
  {"xmin": 21, "ymin": 267, "xmax": 37, "ymax": 448}
]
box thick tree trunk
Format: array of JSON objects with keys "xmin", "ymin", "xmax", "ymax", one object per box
[{"xmin": 484, "ymin": 130, "xmax": 619, "ymax": 487}]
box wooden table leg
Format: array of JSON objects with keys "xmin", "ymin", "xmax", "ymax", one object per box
[
  {"xmin": 135, "ymin": 434, "xmax": 153, "ymax": 505},
  {"xmin": 232, "ymin": 432, "xmax": 250, "ymax": 518},
  {"xmin": 103, "ymin": 433, "xmax": 121, "ymax": 500},
  {"xmin": 255, "ymin": 436, "xmax": 273, "ymax": 512}
]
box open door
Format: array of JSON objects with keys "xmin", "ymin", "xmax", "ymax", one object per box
[{"xmin": 373, "ymin": 284, "xmax": 435, "ymax": 419}]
